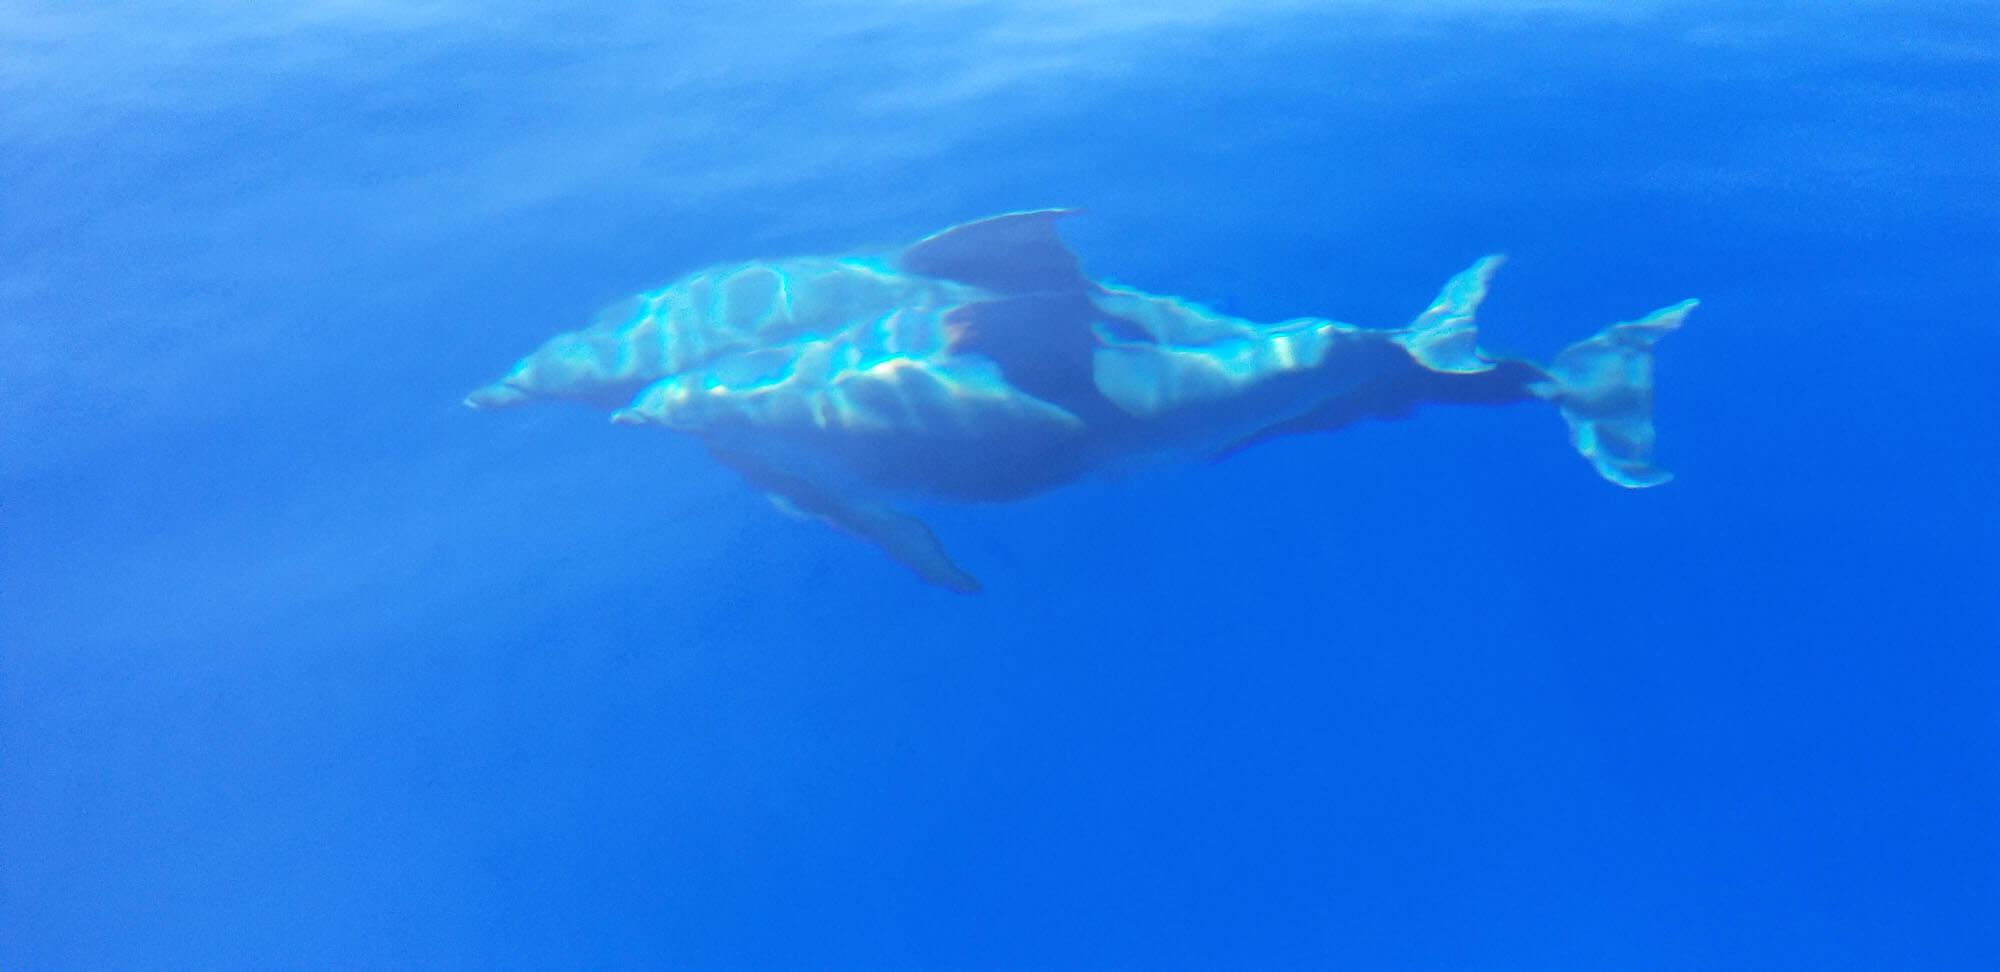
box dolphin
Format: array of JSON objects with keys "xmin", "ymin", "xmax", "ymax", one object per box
[{"xmin": 467, "ymin": 210, "xmax": 1695, "ymax": 592}]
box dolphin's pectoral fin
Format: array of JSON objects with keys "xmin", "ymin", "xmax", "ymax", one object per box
[
  {"xmin": 783, "ymin": 489, "xmax": 981, "ymax": 593},
  {"xmin": 897, "ymin": 209, "xmax": 1088, "ymax": 295},
  {"xmin": 713, "ymin": 447, "xmax": 981, "ymax": 593},
  {"xmin": 822, "ymin": 497, "xmax": 982, "ymax": 594}
]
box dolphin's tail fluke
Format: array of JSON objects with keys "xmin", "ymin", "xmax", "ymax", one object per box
[{"xmin": 1532, "ymin": 299, "xmax": 1697, "ymax": 488}]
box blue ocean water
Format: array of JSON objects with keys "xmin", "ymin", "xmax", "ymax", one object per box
[{"xmin": 3, "ymin": 0, "xmax": 1995, "ymax": 967}]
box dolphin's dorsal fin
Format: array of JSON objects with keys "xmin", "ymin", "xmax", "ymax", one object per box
[
  {"xmin": 941, "ymin": 293, "xmax": 1131, "ymax": 423},
  {"xmin": 898, "ymin": 209, "xmax": 1087, "ymax": 295}
]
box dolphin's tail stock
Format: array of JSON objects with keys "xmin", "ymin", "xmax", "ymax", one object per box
[{"xmin": 1531, "ymin": 300, "xmax": 1698, "ymax": 488}]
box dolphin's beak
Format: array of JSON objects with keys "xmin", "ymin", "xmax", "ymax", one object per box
[{"xmin": 464, "ymin": 382, "xmax": 531, "ymax": 410}]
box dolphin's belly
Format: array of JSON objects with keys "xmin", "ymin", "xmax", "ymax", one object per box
[{"xmin": 715, "ymin": 422, "xmax": 1100, "ymax": 504}]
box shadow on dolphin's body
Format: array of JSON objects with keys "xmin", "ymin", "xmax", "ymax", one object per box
[{"xmin": 468, "ymin": 211, "xmax": 1696, "ymax": 592}]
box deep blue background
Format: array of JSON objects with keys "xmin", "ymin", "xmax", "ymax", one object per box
[{"xmin": 3, "ymin": 1, "xmax": 1995, "ymax": 968}]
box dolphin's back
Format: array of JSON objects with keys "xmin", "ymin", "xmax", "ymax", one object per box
[{"xmin": 464, "ymin": 257, "xmax": 979, "ymax": 410}]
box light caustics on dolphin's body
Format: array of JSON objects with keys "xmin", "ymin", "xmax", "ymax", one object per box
[{"xmin": 467, "ymin": 210, "xmax": 1696, "ymax": 592}]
